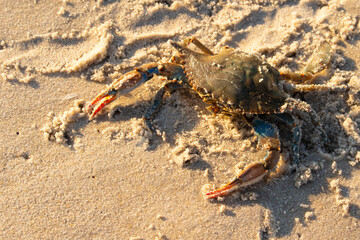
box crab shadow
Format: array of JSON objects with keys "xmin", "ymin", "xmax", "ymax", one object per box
[
  {"xmin": 90, "ymin": 88, "xmax": 204, "ymax": 151},
  {"xmin": 200, "ymin": 81, "xmax": 360, "ymax": 237},
  {"xmin": 82, "ymin": 82, "xmax": 360, "ymax": 238},
  {"xmin": 201, "ymin": 89, "xmax": 360, "ymax": 238},
  {"xmin": 207, "ymin": 159, "xmax": 360, "ymax": 237}
]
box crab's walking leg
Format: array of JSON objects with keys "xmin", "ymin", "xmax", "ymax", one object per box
[
  {"xmin": 270, "ymin": 113, "xmax": 301, "ymax": 164},
  {"xmin": 169, "ymin": 37, "xmax": 215, "ymax": 59},
  {"xmin": 205, "ymin": 118, "xmax": 281, "ymax": 199},
  {"xmin": 307, "ymin": 106, "xmax": 328, "ymax": 142},
  {"xmin": 283, "ymin": 82, "xmax": 347, "ymax": 93},
  {"xmin": 87, "ymin": 62, "xmax": 187, "ymax": 119},
  {"xmin": 182, "ymin": 36, "xmax": 214, "ymax": 55},
  {"xmin": 144, "ymin": 82, "xmax": 184, "ymax": 133},
  {"xmin": 285, "ymin": 97, "xmax": 328, "ymax": 142}
]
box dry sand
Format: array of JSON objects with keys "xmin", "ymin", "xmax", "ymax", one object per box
[{"xmin": 1, "ymin": 0, "xmax": 360, "ymax": 239}]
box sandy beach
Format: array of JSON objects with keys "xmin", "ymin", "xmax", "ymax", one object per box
[{"xmin": 1, "ymin": 0, "xmax": 360, "ymax": 239}]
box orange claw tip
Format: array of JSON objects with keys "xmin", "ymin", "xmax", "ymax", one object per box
[
  {"xmin": 204, "ymin": 178, "xmax": 241, "ymax": 199},
  {"xmin": 86, "ymin": 101, "xmax": 97, "ymax": 114},
  {"xmin": 86, "ymin": 94, "xmax": 104, "ymax": 114},
  {"xmin": 88, "ymin": 95, "xmax": 117, "ymax": 119},
  {"xmin": 204, "ymin": 187, "xmax": 234, "ymax": 200}
]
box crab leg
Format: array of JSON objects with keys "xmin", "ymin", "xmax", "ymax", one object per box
[
  {"xmin": 280, "ymin": 42, "xmax": 332, "ymax": 83},
  {"xmin": 205, "ymin": 118, "xmax": 281, "ymax": 199},
  {"xmin": 281, "ymin": 41, "xmax": 346, "ymax": 94},
  {"xmin": 182, "ymin": 36, "xmax": 214, "ymax": 55},
  {"xmin": 144, "ymin": 82, "xmax": 185, "ymax": 133},
  {"xmin": 87, "ymin": 62, "xmax": 187, "ymax": 119},
  {"xmin": 283, "ymin": 82, "xmax": 347, "ymax": 93},
  {"xmin": 303, "ymin": 42, "xmax": 332, "ymax": 75},
  {"xmin": 269, "ymin": 113, "xmax": 301, "ymax": 164},
  {"xmin": 285, "ymin": 97, "xmax": 328, "ymax": 142}
]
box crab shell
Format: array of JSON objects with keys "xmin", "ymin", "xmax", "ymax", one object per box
[{"xmin": 178, "ymin": 47, "xmax": 287, "ymax": 115}]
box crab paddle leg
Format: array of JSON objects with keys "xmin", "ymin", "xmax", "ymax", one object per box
[
  {"xmin": 280, "ymin": 42, "xmax": 332, "ymax": 83},
  {"xmin": 205, "ymin": 118, "xmax": 281, "ymax": 199}
]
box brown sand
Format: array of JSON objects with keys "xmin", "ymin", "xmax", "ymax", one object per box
[{"xmin": 1, "ymin": 0, "xmax": 360, "ymax": 239}]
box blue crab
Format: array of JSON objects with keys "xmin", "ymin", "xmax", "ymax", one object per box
[{"xmin": 87, "ymin": 37, "xmax": 344, "ymax": 199}]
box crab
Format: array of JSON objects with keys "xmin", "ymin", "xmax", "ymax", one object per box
[{"xmin": 87, "ymin": 37, "xmax": 345, "ymax": 199}]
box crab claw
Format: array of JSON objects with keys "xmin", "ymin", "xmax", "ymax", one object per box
[
  {"xmin": 205, "ymin": 162, "xmax": 269, "ymax": 199},
  {"xmin": 87, "ymin": 63, "xmax": 160, "ymax": 119},
  {"xmin": 205, "ymin": 118, "xmax": 281, "ymax": 199},
  {"xmin": 87, "ymin": 91, "xmax": 118, "ymax": 119}
]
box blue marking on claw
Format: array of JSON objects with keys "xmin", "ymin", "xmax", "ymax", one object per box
[
  {"xmin": 147, "ymin": 67, "xmax": 160, "ymax": 75},
  {"xmin": 252, "ymin": 118, "xmax": 277, "ymax": 139},
  {"xmin": 106, "ymin": 89, "xmax": 119, "ymax": 96},
  {"xmin": 141, "ymin": 72, "xmax": 149, "ymax": 82},
  {"xmin": 141, "ymin": 67, "xmax": 161, "ymax": 83}
]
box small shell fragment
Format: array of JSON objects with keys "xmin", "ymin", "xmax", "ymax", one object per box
[{"xmin": 219, "ymin": 205, "xmax": 226, "ymax": 213}]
